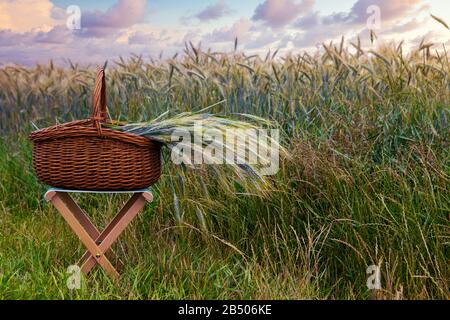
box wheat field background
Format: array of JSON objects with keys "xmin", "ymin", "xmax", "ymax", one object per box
[{"xmin": 0, "ymin": 41, "xmax": 448, "ymax": 299}]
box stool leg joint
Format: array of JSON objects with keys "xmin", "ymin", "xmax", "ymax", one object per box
[{"xmin": 46, "ymin": 191, "xmax": 151, "ymax": 280}]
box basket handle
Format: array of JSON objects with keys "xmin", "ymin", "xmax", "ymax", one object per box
[{"xmin": 92, "ymin": 67, "xmax": 107, "ymax": 135}]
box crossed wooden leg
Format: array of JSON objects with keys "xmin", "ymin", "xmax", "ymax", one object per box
[{"xmin": 45, "ymin": 190, "xmax": 153, "ymax": 279}]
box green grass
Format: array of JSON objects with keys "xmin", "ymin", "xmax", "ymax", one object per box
[{"xmin": 0, "ymin": 42, "xmax": 448, "ymax": 299}]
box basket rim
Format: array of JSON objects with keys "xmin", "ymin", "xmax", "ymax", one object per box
[{"xmin": 29, "ymin": 119, "xmax": 158, "ymax": 148}]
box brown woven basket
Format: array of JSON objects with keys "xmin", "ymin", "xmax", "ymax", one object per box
[{"xmin": 30, "ymin": 67, "xmax": 162, "ymax": 191}]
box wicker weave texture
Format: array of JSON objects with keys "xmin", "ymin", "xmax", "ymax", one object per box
[{"xmin": 30, "ymin": 67, "xmax": 162, "ymax": 191}]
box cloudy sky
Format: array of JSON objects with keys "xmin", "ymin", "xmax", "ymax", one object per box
[{"xmin": 0, "ymin": 0, "xmax": 449, "ymax": 65}]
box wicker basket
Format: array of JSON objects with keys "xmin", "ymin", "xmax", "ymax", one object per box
[{"xmin": 29, "ymin": 67, "xmax": 162, "ymax": 191}]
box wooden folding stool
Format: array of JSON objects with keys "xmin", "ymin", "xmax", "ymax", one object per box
[{"xmin": 45, "ymin": 188, "xmax": 153, "ymax": 279}]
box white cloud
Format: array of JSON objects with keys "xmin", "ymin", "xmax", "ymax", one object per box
[
  {"xmin": 0, "ymin": 0, "xmax": 59, "ymax": 32},
  {"xmin": 288, "ymin": 0, "xmax": 434, "ymax": 49},
  {"xmin": 195, "ymin": 0, "xmax": 232, "ymax": 21},
  {"xmin": 204, "ymin": 17, "xmax": 252, "ymax": 43},
  {"xmin": 0, "ymin": 0, "xmax": 448, "ymax": 65},
  {"xmin": 80, "ymin": 0, "xmax": 147, "ymax": 37},
  {"xmin": 252, "ymin": 0, "xmax": 315, "ymax": 28}
]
